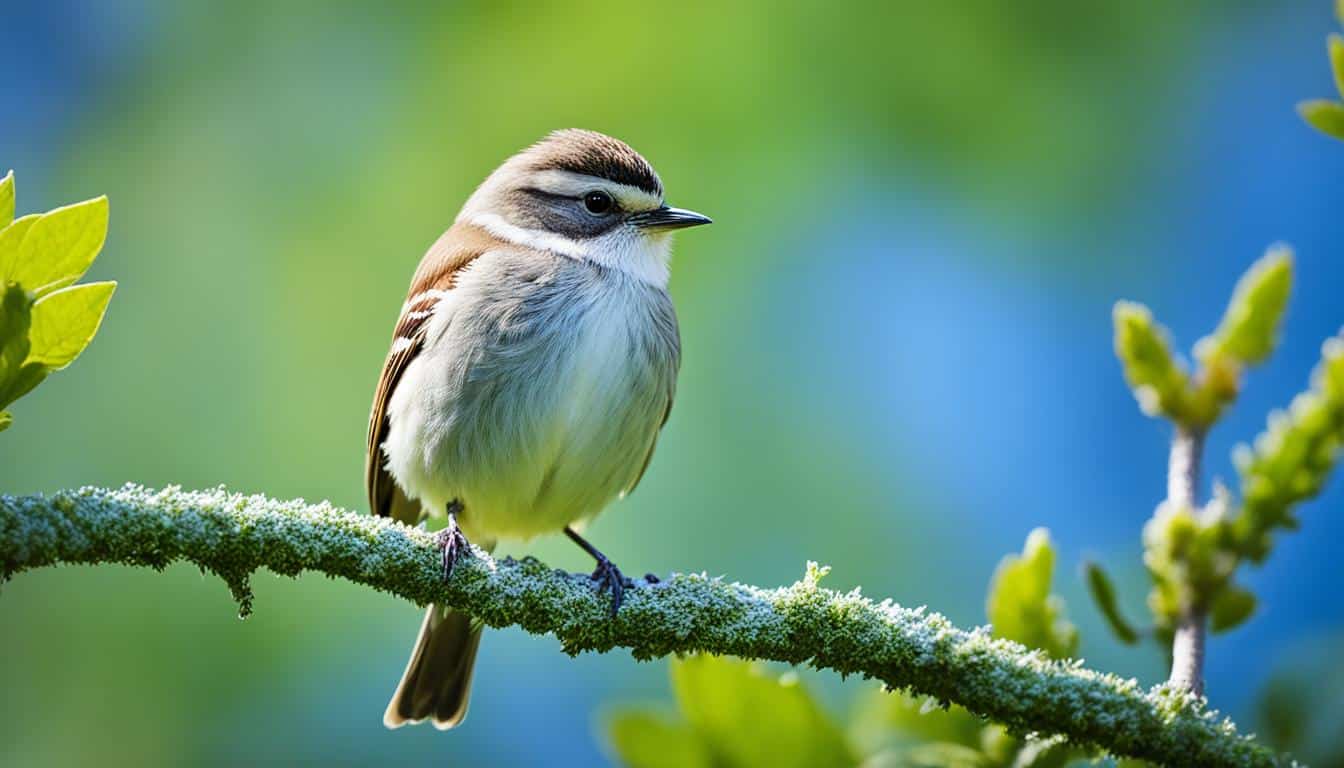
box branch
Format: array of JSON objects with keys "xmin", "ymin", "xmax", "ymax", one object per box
[
  {"xmin": 1167, "ymin": 426, "xmax": 1208, "ymax": 696},
  {"xmin": 0, "ymin": 485, "xmax": 1284, "ymax": 767}
]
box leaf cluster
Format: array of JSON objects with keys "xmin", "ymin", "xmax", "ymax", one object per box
[
  {"xmin": 1106, "ymin": 248, "xmax": 1344, "ymax": 638},
  {"xmin": 0, "ymin": 172, "xmax": 116, "ymax": 431}
]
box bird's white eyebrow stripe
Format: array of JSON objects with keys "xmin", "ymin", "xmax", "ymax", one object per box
[
  {"xmin": 466, "ymin": 212, "xmax": 588, "ymax": 259},
  {"xmin": 527, "ymin": 169, "xmax": 662, "ymax": 211}
]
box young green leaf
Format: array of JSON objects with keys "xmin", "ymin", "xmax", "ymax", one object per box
[
  {"xmin": 1196, "ymin": 248, "xmax": 1293, "ymax": 367},
  {"xmin": 1113, "ymin": 301, "xmax": 1192, "ymax": 423},
  {"xmin": 607, "ymin": 709, "xmax": 711, "ymax": 768},
  {"xmin": 0, "ymin": 171, "xmax": 13, "ymax": 229},
  {"xmin": 0, "ymin": 410, "xmax": 11, "ymax": 432},
  {"xmin": 4, "ymin": 196, "xmax": 108, "ymax": 296},
  {"xmin": 0, "ymin": 284, "xmax": 34, "ymax": 394},
  {"xmin": 0, "ymin": 214, "xmax": 40, "ymax": 275},
  {"xmin": 0, "ymin": 284, "xmax": 50, "ymax": 414},
  {"xmin": 1209, "ymin": 585, "xmax": 1257, "ymax": 633},
  {"xmin": 1299, "ymin": 99, "xmax": 1344, "ymax": 140},
  {"xmin": 986, "ymin": 528, "xmax": 1078, "ymax": 659},
  {"xmin": 26, "ymin": 281, "xmax": 117, "ymax": 369},
  {"xmin": 670, "ymin": 655, "xmax": 853, "ymax": 768},
  {"xmin": 1083, "ymin": 561, "xmax": 1140, "ymax": 644}
]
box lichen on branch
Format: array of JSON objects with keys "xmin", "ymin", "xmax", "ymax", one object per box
[{"xmin": 0, "ymin": 484, "xmax": 1284, "ymax": 767}]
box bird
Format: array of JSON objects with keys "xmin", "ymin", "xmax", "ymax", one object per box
[{"xmin": 366, "ymin": 129, "xmax": 710, "ymax": 730}]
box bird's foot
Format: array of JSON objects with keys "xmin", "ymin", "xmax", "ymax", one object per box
[
  {"xmin": 589, "ymin": 556, "xmax": 628, "ymax": 617},
  {"xmin": 565, "ymin": 526, "xmax": 635, "ymax": 617},
  {"xmin": 435, "ymin": 500, "xmax": 471, "ymax": 582}
]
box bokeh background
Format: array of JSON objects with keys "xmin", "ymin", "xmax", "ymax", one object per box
[{"xmin": 4, "ymin": 1, "xmax": 1344, "ymax": 765}]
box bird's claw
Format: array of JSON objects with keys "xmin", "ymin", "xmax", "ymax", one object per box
[
  {"xmin": 436, "ymin": 502, "xmax": 471, "ymax": 582},
  {"xmin": 590, "ymin": 557, "xmax": 627, "ymax": 617}
]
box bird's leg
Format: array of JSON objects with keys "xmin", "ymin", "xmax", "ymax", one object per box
[
  {"xmin": 564, "ymin": 526, "xmax": 631, "ymax": 617},
  {"xmin": 435, "ymin": 499, "xmax": 472, "ymax": 582}
]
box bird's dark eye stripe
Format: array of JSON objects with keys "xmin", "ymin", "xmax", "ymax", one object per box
[{"xmin": 520, "ymin": 187, "xmax": 572, "ymax": 202}]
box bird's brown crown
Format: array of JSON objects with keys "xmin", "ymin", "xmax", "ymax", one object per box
[{"xmin": 526, "ymin": 129, "xmax": 663, "ymax": 197}]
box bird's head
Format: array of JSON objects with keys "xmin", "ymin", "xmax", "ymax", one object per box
[{"xmin": 457, "ymin": 129, "xmax": 711, "ymax": 286}]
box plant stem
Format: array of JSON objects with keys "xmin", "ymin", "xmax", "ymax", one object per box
[
  {"xmin": 1167, "ymin": 426, "xmax": 1202, "ymax": 511},
  {"xmin": 1170, "ymin": 609, "xmax": 1208, "ymax": 696},
  {"xmin": 1167, "ymin": 425, "xmax": 1207, "ymax": 696}
]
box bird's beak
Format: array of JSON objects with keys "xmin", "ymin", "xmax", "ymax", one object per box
[{"xmin": 629, "ymin": 205, "xmax": 713, "ymax": 231}]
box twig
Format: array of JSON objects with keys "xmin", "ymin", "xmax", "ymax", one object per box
[{"xmin": 1166, "ymin": 426, "xmax": 1208, "ymax": 696}]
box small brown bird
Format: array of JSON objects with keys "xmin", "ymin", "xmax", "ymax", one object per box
[{"xmin": 366, "ymin": 129, "xmax": 710, "ymax": 729}]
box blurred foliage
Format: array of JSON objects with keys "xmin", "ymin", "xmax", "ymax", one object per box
[
  {"xmin": 1114, "ymin": 248, "xmax": 1292, "ymax": 431},
  {"xmin": 1256, "ymin": 633, "xmax": 1344, "ymax": 768},
  {"xmin": 1232, "ymin": 334, "xmax": 1344, "ymax": 560},
  {"xmin": 1112, "ymin": 301, "xmax": 1193, "ymax": 424},
  {"xmin": 608, "ymin": 655, "xmax": 853, "ymax": 768},
  {"xmin": 985, "ymin": 527, "xmax": 1078, "ymax": 660},
  {"xmin": 1108, "ymin": 251, "xmax": 1344, "ymax": 641},
  {"xmin": 1299, "ymin": 2, "xmax": 1344, "ymax": 141},
  {"xmin": 608, "ymin": 531, "xmax": 1098, "ymax": 768},
  {"xmin": 0, "ymin": 172, "xmax": 115, "ymax": 431},
  {"xmin": 1082, "ymin": 562, "xmax": 1139, "ymax": 645}
]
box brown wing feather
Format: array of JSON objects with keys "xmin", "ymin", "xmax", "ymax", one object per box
[{"xmin": 365, "ymin": 222, "xmax": 498, "ymax": 523}]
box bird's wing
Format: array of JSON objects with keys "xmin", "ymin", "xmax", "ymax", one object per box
[{"xmin": 366, "ymin": 222, "xmax": 497, "ymax": 524}]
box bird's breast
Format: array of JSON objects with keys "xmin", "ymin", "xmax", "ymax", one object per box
[{"xmin": 383, "ymin": 251, "xmax": 679, "ymax": 540}]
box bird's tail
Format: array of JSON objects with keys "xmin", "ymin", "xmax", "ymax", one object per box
[{"xmin": 383, "ymin": 603, "xmax": 483, "ymax": 730}]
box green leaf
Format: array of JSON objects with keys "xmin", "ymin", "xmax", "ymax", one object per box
[
  {"xmin": 4, "ymin": 195, "xmax": 108, "ymax": 296},
  {"xmin": 1083, "ymin": 561, "xmax": 1140, "ymax": 644},
  {"xmin": 0, "ymin": 214, "xmax": 40, "ymax": 276},
  {"xmin": 606, "ymin": 709, "xmax": 711, "ymax": 768},
  {"xmin": 1196, "ymin": 248, "xmax": 1293, "ymax": 367},
  {"xmin": 26, "ymin": 281, "xmax": 117, "ymax": 369},
  {"xmin": 1209, "ymin": 585, "xmax": 1257, "ymax": 633},
  {"xmin": 0, "ymin": 170, "xmax": 13, "ymax": 229},
  {"xmin": 670, "ymin": 655, "xmax": 853, "ymax": 768},
  {"xmin": 1332, "ymin": 34, "xmax": 1344, "ymax": 99},
  {"xmin": 0, "ymin": 283, "xmax": 34, "ymax": 407},
  {"xmin": 0, "ymin": 410, "xmax": 11, "ymax": 432},
  {"xmin": 1299, "ymin": 99, "xmax": 1344, "ymax": 140},
  {"xmin": 985, "ymin": 528, "xmax": 1078, "ymax": 659},
  {"xmin": 1113, "ymin": 301, "xmax": 1190, "ymax": 422}
]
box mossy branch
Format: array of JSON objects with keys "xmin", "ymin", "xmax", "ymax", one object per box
[{"xmin": 0, "ymin": 485, "xmax": 1285, "ymax": 767}]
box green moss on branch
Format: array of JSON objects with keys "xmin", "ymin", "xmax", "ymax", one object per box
[{"xmin": 0, "ymin": 485, "xmax": 1285, "ymax": 767}]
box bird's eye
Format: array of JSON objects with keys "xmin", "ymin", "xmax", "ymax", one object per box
[{"xmin": 583, "ymin": 191, "xmax": 614, "ymax": 215}]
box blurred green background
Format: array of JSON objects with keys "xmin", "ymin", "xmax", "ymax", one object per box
[{"xmin": 4, "ymin": 1, "xmax": 1344, "ymax": 765}]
